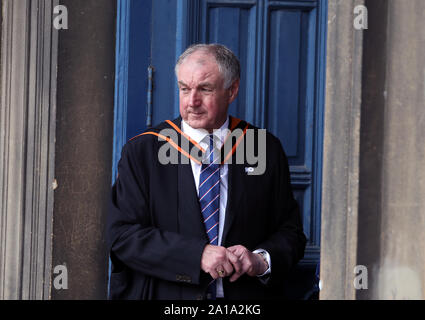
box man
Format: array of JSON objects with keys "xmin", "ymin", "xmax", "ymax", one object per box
[{"xmin": 107, "ymin": 44, "xmax": 306, "ymax": 300}]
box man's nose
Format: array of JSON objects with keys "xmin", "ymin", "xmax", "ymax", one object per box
[{"xmin": 189, "ymin": 90, "xmax": 201, "ymax": 107}]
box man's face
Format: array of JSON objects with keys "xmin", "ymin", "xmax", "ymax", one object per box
[{"xmin": 177, "ymin": 52, "xmax": 239, "ymax": 132}]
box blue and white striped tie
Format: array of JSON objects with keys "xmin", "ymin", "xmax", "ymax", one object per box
[
  {"xmin": 199, "ymin": 134, "xmax": 220, "ymax": 299},
  {"xmin": 199, "ymin": 134, "xmax": 220, "ymax": 245}
]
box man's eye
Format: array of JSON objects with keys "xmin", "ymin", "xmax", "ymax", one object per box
[
  {"xmin": 201, "ymin": 88, "xmax": 212, "ymax": 92},
  {"xmin": 180, "ymin": 87, "xmax": 189, "ymax": 92}
]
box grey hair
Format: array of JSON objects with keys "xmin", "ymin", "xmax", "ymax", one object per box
[{"xmin": 175, "ymin": 43, "xmax": 241, "ymax": 89}]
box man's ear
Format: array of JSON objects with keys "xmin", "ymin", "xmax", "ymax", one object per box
[{"xmin": 228, "ymin": 79, "xmax": 240, "ymax": 104}]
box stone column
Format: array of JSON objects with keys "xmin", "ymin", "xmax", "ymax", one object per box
[
  {"xmin": 51, "ymin": 0, "xmax": 116, "ymax": 299},
  {"xmin": 0, "ymin": 0, "xmax": 58, "ymax": 299},
  {"xmin": 322, "ymin": 0, "xmax": 425, "ymax": 299},
  {"xmin": 320, "ymin": 0, "xmax": 365, "ymax": 300},
  {"xmin": 357, "ymin": 0, "xmax": 425, "ymax": 299}
]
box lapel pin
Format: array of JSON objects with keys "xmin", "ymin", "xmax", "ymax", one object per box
[{"xmin": 245, "ymin": 167, "xmax": 255, "ymax": 174}]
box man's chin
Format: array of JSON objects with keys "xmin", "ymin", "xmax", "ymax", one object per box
[{"xmin": 185, "ymin": 118, "xmax": 209, "ymax": 130}]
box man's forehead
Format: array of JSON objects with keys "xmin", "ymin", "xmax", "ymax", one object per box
[
  {"xmin": 177, "ymin": 54, "xmax": 223, "ymax": 84},
  {"xmin": 177, "ymin": 74, "xmax": 219, "ymax": 88},
  {"xmin": 186, "ymin": 51, "xmax": 215, "ymax": 63},
  {"xmin": 180, "ymin": 52, "xmax": 218, "ymax": 70}
]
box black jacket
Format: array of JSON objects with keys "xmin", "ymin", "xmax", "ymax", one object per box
[{"xmin": 106, "ymin": 116, "xmax": 306, "ymax": 300}]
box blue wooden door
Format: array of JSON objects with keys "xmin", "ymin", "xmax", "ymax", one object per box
[{"xmin": 114, "ymin": 0, "xmax": 327, "ymax": 299}]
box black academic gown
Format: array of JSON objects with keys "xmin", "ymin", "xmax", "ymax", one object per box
[{"xmin": 106, "ymin": 116, "xmax": 306, "ymax": 300}]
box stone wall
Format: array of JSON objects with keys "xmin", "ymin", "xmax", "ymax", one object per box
[
  {"xmin": 357, "ymin": 0, "xmax": 425, "ymax": 299},
  {"xmin": 322, "ymin": 0, "xmax": 425, "ymax": 300},
  {"xmin": 51, "ymin": 0, "xmax": 116, "ymax": 300}
]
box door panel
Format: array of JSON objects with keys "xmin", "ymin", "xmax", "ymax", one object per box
[{"xmin": 204, "ymin": 4, "xmax": 257, "ymax": 122}]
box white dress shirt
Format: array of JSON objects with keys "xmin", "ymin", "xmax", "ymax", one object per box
[{"xmin": 181, "ymin": 117, "xmax": 271, "ymax": 298}]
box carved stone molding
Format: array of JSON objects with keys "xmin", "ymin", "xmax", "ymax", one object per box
[
  {"xmin": 320, "ymin": 0, "xmax": 365, "ymax": 299},
  {"xmin": 0, "ymin": 0, "xmax": 58, "ymax": 299}
]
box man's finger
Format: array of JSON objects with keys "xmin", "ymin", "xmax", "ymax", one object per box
[
  {"xmin": 227, "ymin": 245, "xmax": 242, "ymax": 255},
  {"xmin": 210, "ymin": 269, "xmax": 219, "ymax": 280},
  {"xmin": 227, "ymin": 251, "xmax": 243, "ymax": 274},
  {"xmin": 228, "ymin": 252, "xmax": 248, "ymax": 282},
  {"xmin": 222, "ymin": 261, "xmax": 234, "ymax": 276},
  {"xmin": 226, "ymin": 249, "xmax": 238, "ymax": 261},
  {"xmin": 227, "ymin": 245, "xmax": 237, "ymax": 252}
]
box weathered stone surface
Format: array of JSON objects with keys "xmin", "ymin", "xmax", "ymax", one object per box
[
  {"xmin": 51, "ymin": 0, "xmax": 116, "ymax": 300},
  {"xmin": 324, "ymin": 0, "xmax": 425, "ymax": 300},
  {"xmin": 320, "ymin": 0, "xmax": 364, "ymax": 300},
  {"xmin": 358, "ymin": 0, "xmax": 425, "ymax": 299}
]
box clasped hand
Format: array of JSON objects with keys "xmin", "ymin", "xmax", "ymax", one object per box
[{"xmin": 200, "ymin": 244, "xmax": 268, "ymax": 282}]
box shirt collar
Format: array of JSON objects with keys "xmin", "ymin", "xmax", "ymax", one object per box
[{"xmin": 181, "ymin": 117, "xmax": 230, "ymax": 148}]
